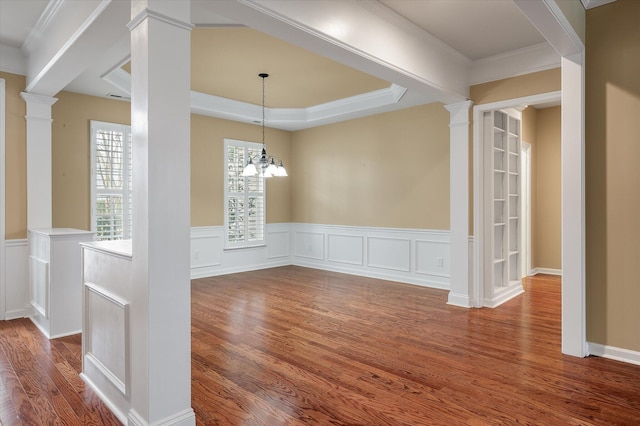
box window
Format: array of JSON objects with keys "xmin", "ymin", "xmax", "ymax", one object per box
[
  {"xmin": 90, "ymin": 121, "xmax": 132, "ymax": 241},
  {"xmin": 224, "ymin": 139, "xmax": 265, "ymax": 248}
]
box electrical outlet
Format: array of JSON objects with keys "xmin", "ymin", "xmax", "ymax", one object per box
[
  {"xmin": 436, "ymin": 256, "xmax": 444, "ymax": 267},
  {"xmin": 194, "ymin": 249, "xmax": 199, "ymax": 260}
]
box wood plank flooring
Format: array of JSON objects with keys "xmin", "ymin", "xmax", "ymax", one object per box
[{"xmin": 1, "ymin": 266, "xmax": 639, "ymax": 425}]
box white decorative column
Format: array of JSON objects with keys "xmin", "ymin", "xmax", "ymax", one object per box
[
  {"xmin": 128, "ymin": 1, "xmax": 194, "ymax": 425},
  {"xmin": 561, "ymin": 52, "xmax": 586, "ymax": 357},
  {"xmin": 20, "ymin": 92, "xmax": 58, "ymax": 230},
  {"xmin": 445, "ymin": 100, "xmax": 473, "ymax": 308}
]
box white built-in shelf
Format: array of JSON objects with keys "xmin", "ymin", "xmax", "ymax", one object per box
[{"xmin": 485, "ymin": 109, "xmax": 522, "ymax": 302}]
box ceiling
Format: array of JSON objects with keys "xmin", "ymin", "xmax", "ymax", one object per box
[{"xmin": 0, "ymin": 0, "xmax": 577, "ymax": 128}]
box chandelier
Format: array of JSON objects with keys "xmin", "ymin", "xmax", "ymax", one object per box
[{"xmin": 242, "ymin": 73, "xmax": 288, "ymax": 178}]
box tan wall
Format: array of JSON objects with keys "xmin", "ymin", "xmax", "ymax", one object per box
[
  {"xmin": 586, "ymin": 0, "xmax": 640, "ymax": 351},
  {"xmin": 51, "ymin": 91, "xmax": 291, "ymax": 230},
  {"xmin": 534, "ymin": 106, "xmax": 561, "ymax": 271},
  {"xmin": 52, "ymin": 91, "xmax": 131, "ymax": 230},
  {"xmin": 470, "ymin": 69, "xmax": 561, "ymax": 238},
  {"xmin": 470, "ymin": 68, "xmax": 561, "ymax": 106},
  {"xmin": 191, "ymin": 114, "xmax": 291, "ymax": 226},
  {"xmin": 291, "ymin": 103, "xmax": 450, "ymax": 229},
  {"xmin": 1, "ymin": 72, "xmax": 27, "ymax": 239}
]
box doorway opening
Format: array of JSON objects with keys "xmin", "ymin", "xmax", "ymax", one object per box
[{"xmin": 473, "ymin": 91, "xmax": 561, "ymax": 308}]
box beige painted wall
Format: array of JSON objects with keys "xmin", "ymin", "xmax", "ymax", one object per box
[
  {"xmin": 291, "ymin": 103, "xmax": 450, "ymax": 229},
  {"xmin": 470, "ymin": 68, "xmax": 561, "ymax": 105},
  {"xmin": 586, "ymin": 0, "xmax": 640, "ymax": 351},
  {"xmin": 50, "ymin": 91, "xmax": 291, "ymax": 230},
  {"xmin": 191, "ymin": 114, "xmax": 291, "ymax": 226},
  {"xmin": 52, "ymin": 91, "xmax": 131, "ymax": 230},
  {"xmin": 534, "ymin": 106, "xmax": 562, "ymax": 271},
  {"xmin": 470, "ymin": 69, "xmax": 561, "ymax": 239},
  {"xmin": 1, "ymin": 72, "xmax": 27, "ymax": 239}
]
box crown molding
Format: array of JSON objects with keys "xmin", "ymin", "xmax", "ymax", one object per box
[
  {"xmin": 21, "ymin": 0, "xmax": 65, "ymax": 53},
  {"xmin": 470, "ymin": 42, "xmax": 561, "ymax": 85},
  {"xmin": 580, "ymin": 0, "xmax": 616, "ymax": 9},
  {"xmin": 102, "ymin": 67, "xmax": 413, "ymax": 131}
]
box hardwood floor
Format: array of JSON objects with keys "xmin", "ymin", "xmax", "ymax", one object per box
[{"xmin": 1, "ymin": 266, "xmax": 639, "ymax": 425}]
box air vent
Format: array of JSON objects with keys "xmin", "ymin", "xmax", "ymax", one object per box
[{"xmin": 106, "ymin": 93, "xmax": 131, "ymax": 100}]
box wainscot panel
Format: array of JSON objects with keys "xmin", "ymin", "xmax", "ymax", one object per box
[
  {"xmin": 80, "ymin": 240, "xmax": 133, "ymax": 424},
  {"xmin": 4, "ymin": 239, "xmax": 29, "ymax": 319},
  {"xmin": 291, "ymin": 224, "xmax": 451, "ymax": 290},
  {"xmin": 327, "ymin": 234, "xmax": 364, "ymax": 266},
  {"xmin": 190, "ymin": 224, "xmax": 291, "ymax": 279}
]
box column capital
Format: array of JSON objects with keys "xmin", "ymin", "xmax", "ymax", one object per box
[
  {"xmin": 20, "ymin": 92, "xmax": 58, "ymax": 120},
  {"xmin": 445, "ymin": 100, "xmax": 473, "ymax": 126},
  {"xmin": 129, "ymin": 4, "xmax": 193, "ymax": 33},
  {"xmin": 20, "ymin": 92, "xmax": 58, "ymax": 106}
]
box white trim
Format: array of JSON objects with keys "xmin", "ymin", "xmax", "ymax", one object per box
[
  {"xmin": 0, "ymin": 78, "xmax": 5, "ymax": 320},
  {"xmin": 587, "ymin": 342, "xmax": 640, "ymax": 366},
  {"xmin": 473, "ymin": 91, "xmax": 561, "ymax": 309},
  {"xmin": 25, "ymin": 0, "xmax": 113, "ymax": 94},
  {"xmin": 223, "ymin": 139, "xmax": 266, "ymax": 250},
  {"xmin": 90, "ymin": 120, "xmax": 132, "ymax": 241},
  {"xmin": 127, "ymin": 408, "xmax": 196, "ymax": 426},
  {"xmin": 531, "ymin": 268, "xmax": 562, "ymax": 276},
  {"xmin": 189, "ymin": 224, "xmax": 451, "ymax": 291},
  {"xmin": 128, "ymin": 8, "xmax": 194, "ymax": 33},
  {"xmin": 3, "ymin": 239, "xmax": 28, "ymax": 320},
  {"xmin": 291, "ymin": 223, "xmax": 450, "ymax": 291},
  {"xmin": 470, "ymin": 42, "xmax": 561, "ymax": 86},
  {"xmin": 21, "ymin": 0, "xmax": 65, "ymax": 53},
  {"xmin": 105, "ymin": 64, "xmax": 413, "ymax": 131},
  {"xmin": 445, "ymin": 100, "xmax": 473, "ymax": 307},
  {"xmin": 521, "ymin": 141, "xmax": 532, "ymax": 278},
  {"xmin": 80, "ymin": 373, "xmax": 128, "ymax": 424},
  {"xmin": 560, "ymin": 53, "xmax": 586, "ymax": 357},
  {"xmin": 581, "ymin": 0, "xmax": 617, "ymax": 9},
  {"xmin": 483, "ymin": 284, "xmax": 525, "ymax": 308}
]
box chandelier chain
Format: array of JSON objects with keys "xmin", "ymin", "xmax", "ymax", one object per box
[{"xmin": 262, "ymin": 75, "xmax": 265, "ymax": 145}]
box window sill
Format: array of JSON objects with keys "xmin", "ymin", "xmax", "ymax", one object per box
[{"xmin": 223, "ymin": 244, "xmax": 266, "ymax": 252}]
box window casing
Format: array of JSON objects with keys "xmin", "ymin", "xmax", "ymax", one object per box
[
  {"xmin": 90, "ymin": 121, "xmax": 132, "ymax": 241},
  {"xmin": 224, "ymin": 139, "xmax": 265, "ymax": 248}
]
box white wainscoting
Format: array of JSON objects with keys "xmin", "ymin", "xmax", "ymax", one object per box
[
  {"xmin": 190, "ymin": 224, "xmax": 451, "ymax": 290},
  {"xmin": 84, "ymin": 282, "xmax": 129, "ymax": 395},
  {"xmin": 81, "ymin": 241, "xmax": 133, "ymax": 425},
  {"xmin": 291, "ymin": 224, "xmax": 451, "ymax": 290},
  {"xmin": 4, "ymin": 239, "xmax": 29, "ymax": 320},
  {"xmin": 190, "ymin": 224, "xmax": 291, "ymax": 279}
]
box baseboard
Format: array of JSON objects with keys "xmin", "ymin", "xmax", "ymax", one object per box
[
  {"xmin": 530, "ymin": 267, "xmax": 562, "ymax": 276},
  {"xmin": 483, "ymin": 282, "xmax": 525, "ymax": 308},
  {"xmin": 294, "ymin": 259, "xmax": 450, "ymax": 291},
  {"xmin": 128, "ymin": 408, "xmax": 196, "ymax": 426},
  {"xmin": 4, "ymin": 308, "xmax": 29, "ymax": 320},
  {"xmin": 191, "ymin": 224, "xmax": 452, "ymax": 293},
  {"xmin": 447, "ymin": 292, "xmax": 472, "ymax": 308},
  {"xmin": 588, "ymin": 342, "xmax": 640, "ymax": 366},
  {"xmin": 192, "ymin": 259, "xmax": 290, "ymax": 279},
  {"xmin": 81, "ymin": 373, "xmax": 128, "ymax": 424}
]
